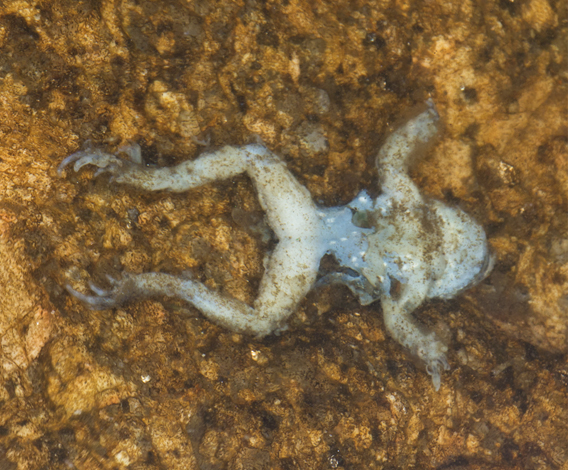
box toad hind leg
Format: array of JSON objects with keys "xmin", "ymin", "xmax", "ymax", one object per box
[
  {"xmin": 66, "ymin": 273, "xmax": 287, "ymax": 337},
  {"xmin": 61, "ymin": 144, "xmax": 324, "ymax": 337}
]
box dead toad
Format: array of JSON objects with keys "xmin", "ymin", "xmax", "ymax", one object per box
[{"xmin": 58, "ymin": 103, "xmax": 493, "ymax": 390}]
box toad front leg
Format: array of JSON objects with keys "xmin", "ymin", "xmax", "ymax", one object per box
[
  {"xmin": 365, "ymin": 104, "xmax": 491, "ymax": 390},
  {"xmin": 59, "ymin": 144, "xmax": 324, "ymax": 337}
]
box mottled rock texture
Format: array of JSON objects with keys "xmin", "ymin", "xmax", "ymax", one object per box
[{"xmin": 0, "ymin": 0, "xmax": 566, "ymax": 469}]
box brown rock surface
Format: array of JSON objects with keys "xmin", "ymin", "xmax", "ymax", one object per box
[{"xmin": 0, "ymin": 0, "xmax": 566, "ymax": 469}]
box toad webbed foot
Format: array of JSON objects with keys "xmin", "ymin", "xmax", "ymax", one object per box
[
  {"xmin": 64, "ymin": 275, "xmax": 138, "ymax": 310},
  {"xmin": 57, "ymin": 148, "xmax": 135, "ymax": 179}
]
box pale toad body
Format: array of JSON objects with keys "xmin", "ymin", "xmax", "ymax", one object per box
[{"xmin": 58, "ymin": 104, "xmax": 493, "ymax": 390}]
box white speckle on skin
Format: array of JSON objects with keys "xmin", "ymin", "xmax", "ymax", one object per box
[{"xmin": 58, "ymin": 103, "xmax": 493, "ymax": 391}]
